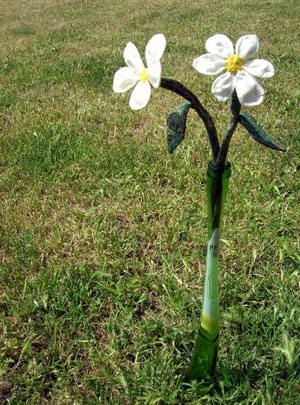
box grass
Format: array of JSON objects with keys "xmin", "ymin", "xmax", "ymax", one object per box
[{"xmin": 0, "ymin": 0, "xmax": 299, "ymax": 403}]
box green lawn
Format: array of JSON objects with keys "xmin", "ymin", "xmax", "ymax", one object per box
[{"xmin": 0, "ymin": 0, "xmax": 299, "ymax": 403}]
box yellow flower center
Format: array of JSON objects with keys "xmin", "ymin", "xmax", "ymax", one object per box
[
  {"xmin": 225, "ymin": 54, "xmax": 244, "ymax": 74},
  {"xmin": 139, "ymin": 68, "xmax": 149, "ymax": 82}
]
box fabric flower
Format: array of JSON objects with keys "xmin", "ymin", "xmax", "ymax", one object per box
[
  {"xmin": 193, "ymin": 34, "xmax": 274, "ymax": 106},
  {"xmin": 113, "ymin": 33, "xmax": 166, "ymax": 110}
]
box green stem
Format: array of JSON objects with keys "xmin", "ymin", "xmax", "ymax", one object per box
[
  {"xmin": 186, "ymin": 162, "xmax": 231, "ymax": 381},
  {"xmin": 160, "ymin": 78, "xmax": 220, "ymax": 161},
  {"xmin": 215, "ymin": 91, "xmax": 241, "ymax": 167}
]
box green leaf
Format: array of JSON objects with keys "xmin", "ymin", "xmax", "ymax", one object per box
[
  {"xmin": 239, "ymin": 112, "xmax": 285, "ymax": 151},
  {"xmin": 166, "ymin": 102, "xmax": 192, "ymax": 153},
  {"xmin": 275, "ymin": 333, "xmax": 297, "ymax": 368}
]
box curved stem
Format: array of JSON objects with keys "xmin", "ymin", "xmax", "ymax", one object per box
[
  {"xmin": 214, "ymin": 117, "xmax": 239, "ymax": 167},
  {"xmin": 215, "ymin": 91, "xmax": 241, "ymax": 167},
  {"xmin": 160, "ymin": 78, "xmax": 220, "ymax": 162}
]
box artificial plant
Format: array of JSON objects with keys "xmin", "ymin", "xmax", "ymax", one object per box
[{"xmin": 113, "ymin": 33, "xmax": 285, "ymax": 381}]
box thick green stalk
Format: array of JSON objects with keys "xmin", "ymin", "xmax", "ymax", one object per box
[{"xmin": 186, "ymin": 162, "xmax": 231, "ymax": 381}]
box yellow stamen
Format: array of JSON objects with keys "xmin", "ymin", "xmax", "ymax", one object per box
[
  {"xmin": 225, "ymin": 54, "xmax": 244, "ymax": 74},
  {"xmin": 139, "ymin": 68, "xmax": 149, "ymax": 82}
]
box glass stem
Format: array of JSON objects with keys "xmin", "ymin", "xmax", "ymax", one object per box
[
  {"xmin": 186, "ymin": 161, "xmax": 231, "ymax": 381},
  {"xmin": 215, "ymin": 91, "xmax": 241, "ymax": 167}
]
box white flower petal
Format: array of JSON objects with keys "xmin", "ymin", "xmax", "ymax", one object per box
[
  {"xmin": 243, "ymin": 59, "xmax": 275, "ymax": 78},
  {"xmin": 193, "ymin": 53, "xmax": 226, "ymax": 75},
  {"xmin": 145, "ymin": 33, "xmax": 166, "ymax": 67},
  {"xmin": 129, "ymin": 81, "xmax": 151, "ymax": 110},
  {"xmin": 113, "ymin": 67, "xmax": 139, "ymax": 93},
  {"xmin": 211, "ymin": 72, "xmax": 235, "ymax": 101},
  {"xmin": 206, "ymin": 34, "xmax": 234, "ymax": 59},
  {"xmin": 235, "ymin": 35, "xmax": 259, "ymax": 59},
  {"xmin": 124, "ymin": 42, "xmax": 145, "ymax": 73},
  {"xmin": 147, "ymin": 61, "xmax": 161, "ymax": 88},
  {"xmin": 235, "ymin": 70, "xmax": 264, "ymax": 106}
]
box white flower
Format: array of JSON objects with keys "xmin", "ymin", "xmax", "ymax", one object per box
[
  {"xmin": 193, "ymin": 34, "xmax": 275, "ymax": 106},
  {"xmin": 113, "ymin": 33, "xmax": 166, "ymax": 110}
]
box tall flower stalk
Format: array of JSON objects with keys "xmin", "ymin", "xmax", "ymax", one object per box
[
  {"xmin": 185, "ymin": 161, "xmax": 231, "ymax": 380},
  {"xmin": 113, "ymin": 33, "xmax": 285, "ymax": 382}
]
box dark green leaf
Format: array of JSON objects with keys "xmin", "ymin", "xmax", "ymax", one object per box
[
  {"xmin": 239, "ymin": 112, "xmax": 285, "ymax": 151},
  {"xmin": 166, "ymin": 102, "xmax": 192, "ymax": 153}
]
